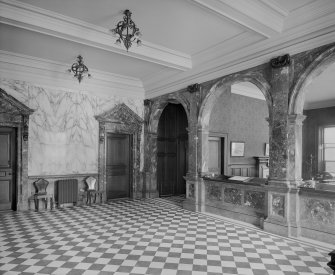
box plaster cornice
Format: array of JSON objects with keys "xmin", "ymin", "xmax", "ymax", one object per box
[
  {"xmin": 145, "ymin": 24, "xmax": 335, "ymax": 98},
  {"xmin": 0, "ymin": 50, "xmax": 145, "ymax": 99}
]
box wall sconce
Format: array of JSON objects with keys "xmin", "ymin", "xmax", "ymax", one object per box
[{"xmin": 68, "ymin": 55, "xmax": 91, "ymax": 83}]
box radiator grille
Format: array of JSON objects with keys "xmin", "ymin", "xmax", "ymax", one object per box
[{"xmin": 56, "ymin": 179, "xmax": 78, "ymax": 205}]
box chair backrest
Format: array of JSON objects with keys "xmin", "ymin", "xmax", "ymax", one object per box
[
  {"xmin": 86, "ymin": 176, "xmax": 96, "ymax": 190},
  {"xmin": 34, "ymin": 178, "xmax": 49, "ymax": 195}
]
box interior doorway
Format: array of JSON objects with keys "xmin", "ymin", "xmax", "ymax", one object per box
[
  {"xmin": 157, "ymin": 103, "xmax": 188, "ymax": 197},
  {"xmin": 0, "ymin": 127, "xmax": 17, "ymax": 210},
  {"xmin": 106, "ymin": 133, "xmax": 132, "ymax": 199}
]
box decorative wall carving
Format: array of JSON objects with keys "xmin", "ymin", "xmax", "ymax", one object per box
[
  {"xmin": 302, "ymin": 198, "xmax": 335, "ymax": 225},
  {"xmin": 271, "ymin": 194, "xmax": 285, "ymax": 217},
  {"xmin": 188, "ymin": 183, "xmax": 195, "ymax": 198},
  {"xmin": 270, "ymin": 54, "xmax": 291, "ymax": 68},
  {"xmin": 224, "ymin": 188, "xmax": 242, "ymax": 205},
  {"xmin": 206, "ymin": 182, "xmax": 221, "ymax": 201},
  {"xmin": 244, "ymin": 191, "xmax": 265, "ymax": 210}
]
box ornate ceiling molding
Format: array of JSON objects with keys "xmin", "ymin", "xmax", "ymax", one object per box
[
  {"xmin": 0, "ymin": 0, "xmax": 192, "ymax": 71},
  {"xmin": 190, "ymin": 0, "xmax": 287, "ymax": 38},
  {"xmin": 0, "ymin": 50, "xmax": 145, "ymax": 98}
]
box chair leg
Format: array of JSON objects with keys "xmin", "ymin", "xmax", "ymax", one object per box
[{"xmin": 34, "ymin": 198, "xmax": 38, "ymax": 211}]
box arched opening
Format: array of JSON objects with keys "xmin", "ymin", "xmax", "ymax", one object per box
[
  {"xmin": 207, "ymin": 81, "xmax": 269, "ymax": 178},
  {"xmin": 302, "ymin": 62, "xmax": 335, "ymax": 183},
  {"xmin": 157, "ymin": 103, "xmax": 188, "ymax": 197}
]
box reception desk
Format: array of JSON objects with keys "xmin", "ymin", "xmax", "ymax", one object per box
[{"xmin": 201, "ymin": 175, "xmax": 268, "ymax": 227}]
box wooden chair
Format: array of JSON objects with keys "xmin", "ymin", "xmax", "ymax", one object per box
[
  {"xmin": 85, "ymin": 176, "xmax": 103, "ymax": 204},
  {"xmin": 28, "ymin": 179, "xmax": 54, "ymax": 211}
]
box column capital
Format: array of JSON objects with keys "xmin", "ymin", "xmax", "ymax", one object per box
[
  {"xmin": 148, "ymin": 132, "xmax": 158, "ymax": 138},
  {"xmin": 288, "ymin": 114, "xmax": 306, "ymax": 126},
  {"xmin": 187, "ymin": 83, "xmax": 201, "ymax": 93},
  {"xmin": 271, "ymin": 54, "xmax": 291, "ymax": 68}
]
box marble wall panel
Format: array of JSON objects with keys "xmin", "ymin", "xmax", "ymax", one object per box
[
  {"xmin": 301, "ymin": 198, "xmax": 335, "ymax": 225},
  {"xmin": 224, "ymin": 187, "xmax": 242, "ymax": 205},
  {"xmin": 188, "ymin": 182, "xmax": 195, "ymax": 198},
  {"xmin": 0, "ymin": 78, "xmax": 143, "ymax": 176},
  {"xmin": 206, "ymin": 182, "xmax": 222, "ymax": 201},
  {"xmin": 244, "ymin": 191, "xmax": 265, "ymax": 210},
  {"xmin": 271, "ymin": 194, "xmax": 285, "ymax": 217}
]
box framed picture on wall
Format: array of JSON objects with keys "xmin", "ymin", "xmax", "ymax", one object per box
[
  {"xmin": 265, "ymin": 143, "xmax": 269, "ymax": 156},
  {"xmin": 231, "ymin": 142, "xmax": 245, "ymax": 157}
]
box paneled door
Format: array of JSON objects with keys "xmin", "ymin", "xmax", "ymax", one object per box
[
  {"xmin": 106, "ymin": 133, "xmax": 131, "ymax": 199},
  {"xmin": 0, "ymin": 127, "xmax": 16, "ymax": 210}
]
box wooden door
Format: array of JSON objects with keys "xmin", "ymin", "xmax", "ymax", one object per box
[
  {"xmin": 157, "ymin": 104, "xmax": 187, "ymax": 197},
  {"xmin": 209, "ymin": 136, "xmax": 221, "ymax": 175},
  {"xmin": 106, "ymin": 133, "xmax": 131, "ymax": 199},
  {"xmin": 0, "ymin": 127, "xmax": 16, "ymax": 210}
]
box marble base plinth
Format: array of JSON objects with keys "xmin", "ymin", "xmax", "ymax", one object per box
[
  {"xmin": 301, "ymin": 227, "xmax": 335, "ymax": 245},
  {"xmin": 263, "ymin": 217, "xmax": 300, "ymax": 237},
  {"xmin": 183, "ymin": 199, "xmax": 201, "ymax": 212},
  {"xmin": 204, "ymin": 204, "xmax": 261, "ymax": 227}
]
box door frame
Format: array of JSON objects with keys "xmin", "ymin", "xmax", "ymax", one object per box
[
  {"xmin": 0, "ymin": 88, "xmax": 34, "ymax": 210},
  {"xmin": 0, "ymin": 127, "xmax": 17, "ymax": 210},
  {"xmin": 95, "ymin": 103, "xmax": 143, "ymax": 201}
]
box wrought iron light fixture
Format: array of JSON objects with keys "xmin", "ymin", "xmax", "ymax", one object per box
[
  {"xmin": 68, "ymin": 55, "xmax": 91, "ymax": 83},
  {"xmin": 110, "ymin": 9, "xmax": 142, "ymax": 51}
]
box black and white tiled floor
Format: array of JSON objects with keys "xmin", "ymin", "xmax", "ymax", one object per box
[{"xmin": 0, "ymin": 199, "xmax": 332, "ymax": 275}]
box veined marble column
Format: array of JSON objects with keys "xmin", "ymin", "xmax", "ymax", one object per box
[
  {"xmin": 183, "ymin": 84, "xmax": 204, "ymax": 212},
  {"xmin": 264, "ymin": 54, "xmax": 301, "ymax": 238}
]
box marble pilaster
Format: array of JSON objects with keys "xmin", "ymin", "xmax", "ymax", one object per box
[
  {"xmin": 288, "ymin": 114, "xmax": 306, "ymax": 186},
  {"xmin": 268, "ymin": 55, "xmax": 291, "ymax": 186}
]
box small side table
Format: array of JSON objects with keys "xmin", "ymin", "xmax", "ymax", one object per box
[{"xmin": 28, "ymin": 194, "xmax": 54, "ymax": 211}]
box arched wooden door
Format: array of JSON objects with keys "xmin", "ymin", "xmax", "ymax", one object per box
[{"xmin": 157, "ymin": 103, "xmax": 188, "ymax": 197}]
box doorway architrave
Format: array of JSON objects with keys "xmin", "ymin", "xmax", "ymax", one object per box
[
  {"xmin": 95, "ymin": 103, "xmax": 143, "ymax": 201},
  {"xmin": 0, "ymin": 88, "xmax": 34, "ymax": 210}
]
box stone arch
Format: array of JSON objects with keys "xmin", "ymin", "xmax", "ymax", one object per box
[
  {"xmin": 145, "ymin": 93, "xmax": 190, "ymax": 198},
  {"xmin": 199, "ymin": 73, "xmax": 272, "ymax": 131},
  {"xmin": 0, "ymin": 88, "xmax": 34, "ymax": 210},
  {"xmin": 289, "ymin": 45, "xmax": 335, "ymax": 115},
  {"xmin": 148, "ymin": 93, "xmax": 190, "ymax": 135},
  {"xmin": 197, "ymin": 73, "xmax": 271, "ymax": 174}
]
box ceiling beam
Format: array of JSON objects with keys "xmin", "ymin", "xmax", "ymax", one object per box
[
  {"xmin": 0, "ymin": 0, "xmax": 192, "ymax": 71},
  {"xmin": 190, "ymin": 0, "xmax": 287, "ymax": 38}
]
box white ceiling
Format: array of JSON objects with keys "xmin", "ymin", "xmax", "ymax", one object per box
[{"xmin": 0, "ymin": 0, "xmax": 335, "ymax": 100}]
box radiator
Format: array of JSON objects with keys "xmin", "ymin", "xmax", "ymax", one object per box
[{"xmin": 56, "ymin": 179, "xmax": 78, "ymax": 206}]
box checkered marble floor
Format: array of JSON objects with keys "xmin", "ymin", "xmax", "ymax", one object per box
[{"xmin": 0, "ymin": 199, "xmax": 332, "ymax": 275}]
